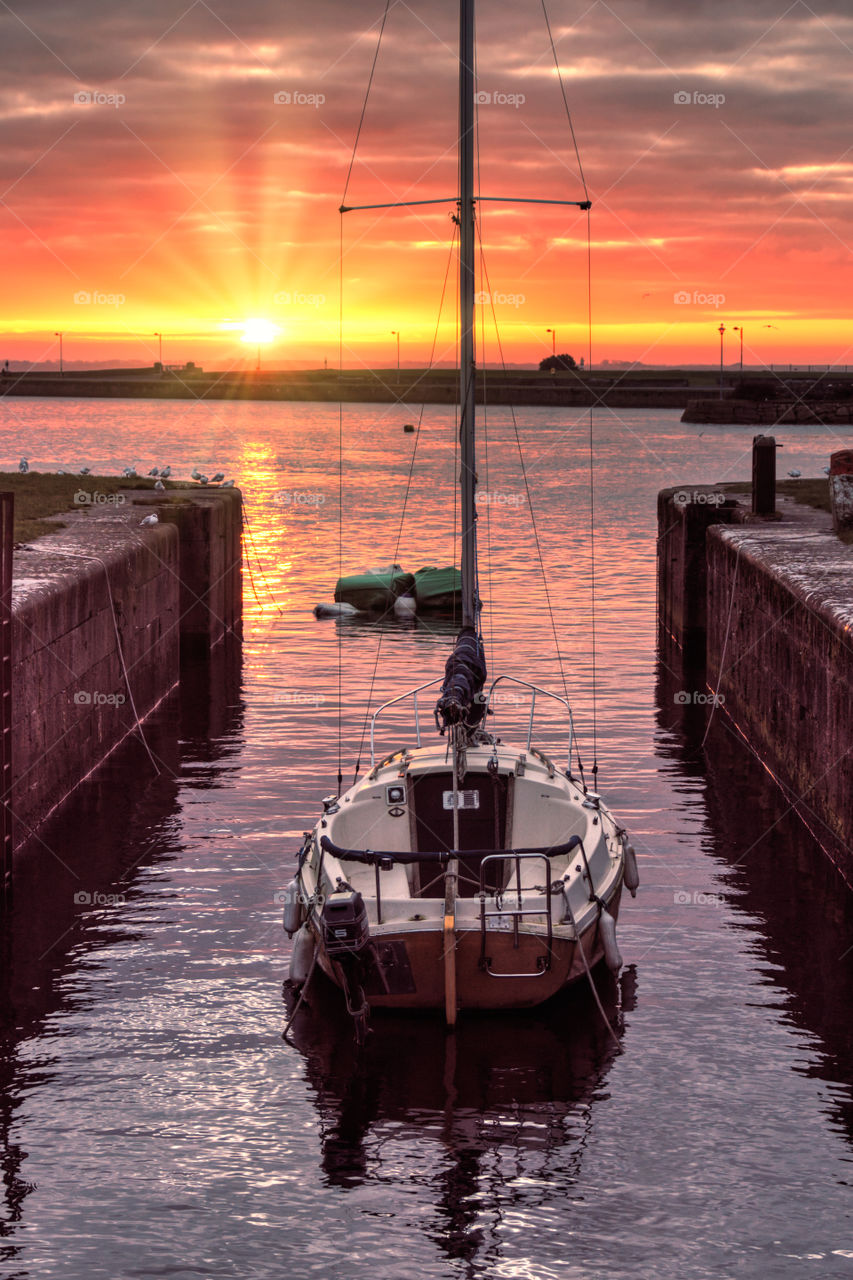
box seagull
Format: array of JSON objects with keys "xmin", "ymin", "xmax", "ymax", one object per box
[
  {"xmin": 197, "ymin": 474, "xmax": 209, "ymax": 484},
  {"xmin": 211, "ymin": 472, "xmax": 225, "ymax": 483},
  {"xmin": 160, "ymin": 465, "xmax": 171, "ymax": 479},
  {"xmin": 79, "ymin": 466, "xmax": 91, "ymax": 475},
  {"xmin": 823, "ymin": 466, "xmax": 831, "ymax": 475},
  {"xmin": 221, "ymin": 478, "xmax": 235, "ymax": 487},
  {"xmin": 139, "ymin": 513, "xmax": 159, "ymax": 526},
  {"xmin": 191, "ymin": 468, "xmax": 201, "ymax": 480},
  {"xmin": 787, "ymin": 469, "xmax": 801, "ymax": 478},
  {"xmin": 18, "ymin": 458, "xmax": 28, "ymax": 474},
  {"xmin": 57, "ymin": 469, "xmax": 66, "ymax": 475},
  {"xmin": 154, "ymin": 479, "xmax": 165, "ymax": 491},
  {"xmin": 122, "ymin": 466, "xmax": 137, "ymax": 478},
  {"xmin": 147, "ymin": 467, "xmax": 159, "ymax": 477}
]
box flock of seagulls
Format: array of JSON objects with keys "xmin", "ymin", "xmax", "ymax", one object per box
[
  {"xmin": 16, "ymin": 456, "xmax": 234, "ymax": 486},
  {"xmin": 16, "ymin": 455, "xmax": 237, "ymax": 528}
]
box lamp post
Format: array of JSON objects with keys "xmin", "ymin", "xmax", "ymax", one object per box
[
  {"xmin": 733, "ymin": 325, "xmax": 744, "ymax": 371},
  {"xmin": 154, "ymin": 331, "xmax": 163, "ymax": 370},
  {"xmin": 54, "ymin": 331, "xmax": 64, "ymax": 376},
  {"xmin": 546, "ymin": 327, "xmax": 556, "ymax": 357},
  {"xmin": 718, "ymin": 323, "xmax": 726, "ymax": 399},
  {"xmin": 391, "ymin": 330, "xmax": 400, "ymax": 370}
]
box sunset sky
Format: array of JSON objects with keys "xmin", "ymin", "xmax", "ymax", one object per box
[{"xmin": 1, "ymin": 0, "xmax": 851, "ymax": 370}]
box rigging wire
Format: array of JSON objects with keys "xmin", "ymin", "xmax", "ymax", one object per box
[
  {"xmin": 585, "ymin": 206, "xmax": 598, "ymax": 782},
  {"xmin": 340, "ymin": 0, "xmax": 392, "ymax": 211},
  {"xmin": 242, "ymin": 505, "xmax": 283, "ymax": 615},
  {"xmin": 348, "ymin": 227, "xmax": 460, "ymax": 784},
  {"xmin": 539, "ymin": 0, "xmax": 589, "ymax": 202},
  {"xmin": 474, "ymin": 220, "xmax": 588, "ymax": 789},
  {"xmin": 336, "ymin": 0, "xmax": 392, "ymax": 793}
]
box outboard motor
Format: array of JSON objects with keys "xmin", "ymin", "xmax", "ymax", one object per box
[{"xmin": 321, "ymin": 885, "xmax": 370, "ymax": 956}]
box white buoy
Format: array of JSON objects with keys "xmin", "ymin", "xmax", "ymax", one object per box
[
  {"xmin": 394, "ymin": 594, "xmax": 417, "ymax": 616},
  {"xmin": 599, "ymin": 907, "xmax": 623, "ymax": 973},
  {"xmin": 313, "ymin": 601, "xmax": 360, "ymax": 618},
  {"xmin": 282, "ymin": 878, "xmax": 304, "ymax": 937},
  {"xmin": 289, "ymin": 922, "xmax": 315, "ymax": 986},
  {"xmin": 624, "ymin": 843, "xmax": 640, "ymax": 898}
]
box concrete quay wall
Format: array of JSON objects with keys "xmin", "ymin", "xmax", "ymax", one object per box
[
  {"xmin": 705, "ymin": 522, "xmax": 853, "ymax": 884},
  {"xmin": 10, "ymin": 487, "xmax": 242, "ymax": 844},
  {"xmin": 658, "ymin": 486, "xmax": 853, "ymax": 885}
]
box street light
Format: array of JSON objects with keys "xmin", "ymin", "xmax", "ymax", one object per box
[
  {"xmin": 546, "ymin": 327, "xmax": 556, "ymax": 357},
  {"xmin": 54, "ymin": 331, "xmax": 63, "ymax": 376},
  {"xmin": 154, "ymin": 331, "xmax": 163, "ymax": 369},
  {"xmin": 718, "ymin": 323, "xmax": 726, "ymax": 399},
  {"xmin": 391, "ymin": 330, "xmax": 400, "ymax": 370},
  {"xmin": 732, "ymin": 326, "xmax": 744, "ymax": 371}
]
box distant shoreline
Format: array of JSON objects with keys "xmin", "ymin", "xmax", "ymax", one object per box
[{"xmin": 2, "ymin": 367, "xmax": 852, "ymax": 409}]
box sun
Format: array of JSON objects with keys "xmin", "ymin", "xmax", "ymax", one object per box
[{"xmin": 239, "ymin": 318, "xmax": 280, "ymax": 345}]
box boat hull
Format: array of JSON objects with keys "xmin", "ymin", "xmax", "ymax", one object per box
[{"xmin": 310, "ymin": 888, "xmax": 622, "ymax": 1013}]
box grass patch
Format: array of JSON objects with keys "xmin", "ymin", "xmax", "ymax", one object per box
[{"xmin": 0, "ymin": 471, "xmax": 192, "ymax": 543}]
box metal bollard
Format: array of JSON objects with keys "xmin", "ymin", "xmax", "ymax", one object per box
[{"xmin": 752, "ymin": 434, "xmax": 779, "ymax": 516}]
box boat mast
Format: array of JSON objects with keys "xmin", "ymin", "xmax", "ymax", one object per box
[{"xmin": 459, "ymin": 0, "xmax": 477, "ymax": 630}]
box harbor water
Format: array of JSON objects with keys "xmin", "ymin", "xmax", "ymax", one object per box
[{"xmin": 1, "ymin": 399, "xmax": 852, "ymax": 1279}]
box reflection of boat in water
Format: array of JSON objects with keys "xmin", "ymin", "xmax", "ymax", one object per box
[
  {"xmin": 284, "ymin": 968, "xmax": 635, "ymax": 1260},
  {"xmin": 286, "ymin": 0, "xmax": 639, "ymax": 1032}
]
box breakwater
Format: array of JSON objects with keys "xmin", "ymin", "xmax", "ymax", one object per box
[
  {"xmin": 8, "ymin": 486, "xmax": 241, "ymax": 849},
  {"xmin": 1, "ymin": 369, "xmax": 720, "ymax": 408},
  {"xmin": 683, "ymin": 398, "xmax": 853, "ymax": 425},
  {"xmin": 658, "ymin": 482, "xmax": 853, "ymax": 886}
]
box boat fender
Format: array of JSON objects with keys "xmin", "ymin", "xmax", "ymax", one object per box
[
  {"xmin": 289, "ymin": 923, "xmax": 315, "ymax": 987},
  {"xmin": 623, "ymin": 843, "xmax": 640, "ymax": 898},
  {"xmin": 394, "ymin": 594, "xmax": 417, "ymax": 616},
  {"xmin": 599, "ymin": 907, "xmax": 623, "ymax": 973},
  {"xmin": 282, "ymin": 878, "xmax": 305, "ymax": 937},
  {"xmin": 314, "ymin": 601, "xmax": 360, "ymax": 618}
]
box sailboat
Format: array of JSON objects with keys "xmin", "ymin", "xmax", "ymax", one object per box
[{"xmin": 284, "ymin": 0, "xmax": 639, "ymax": 1030}]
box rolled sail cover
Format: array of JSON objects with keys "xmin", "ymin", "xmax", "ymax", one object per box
[{"xmin": 435, "ymin": 626, "xmax": 487, "ymax": 729}]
